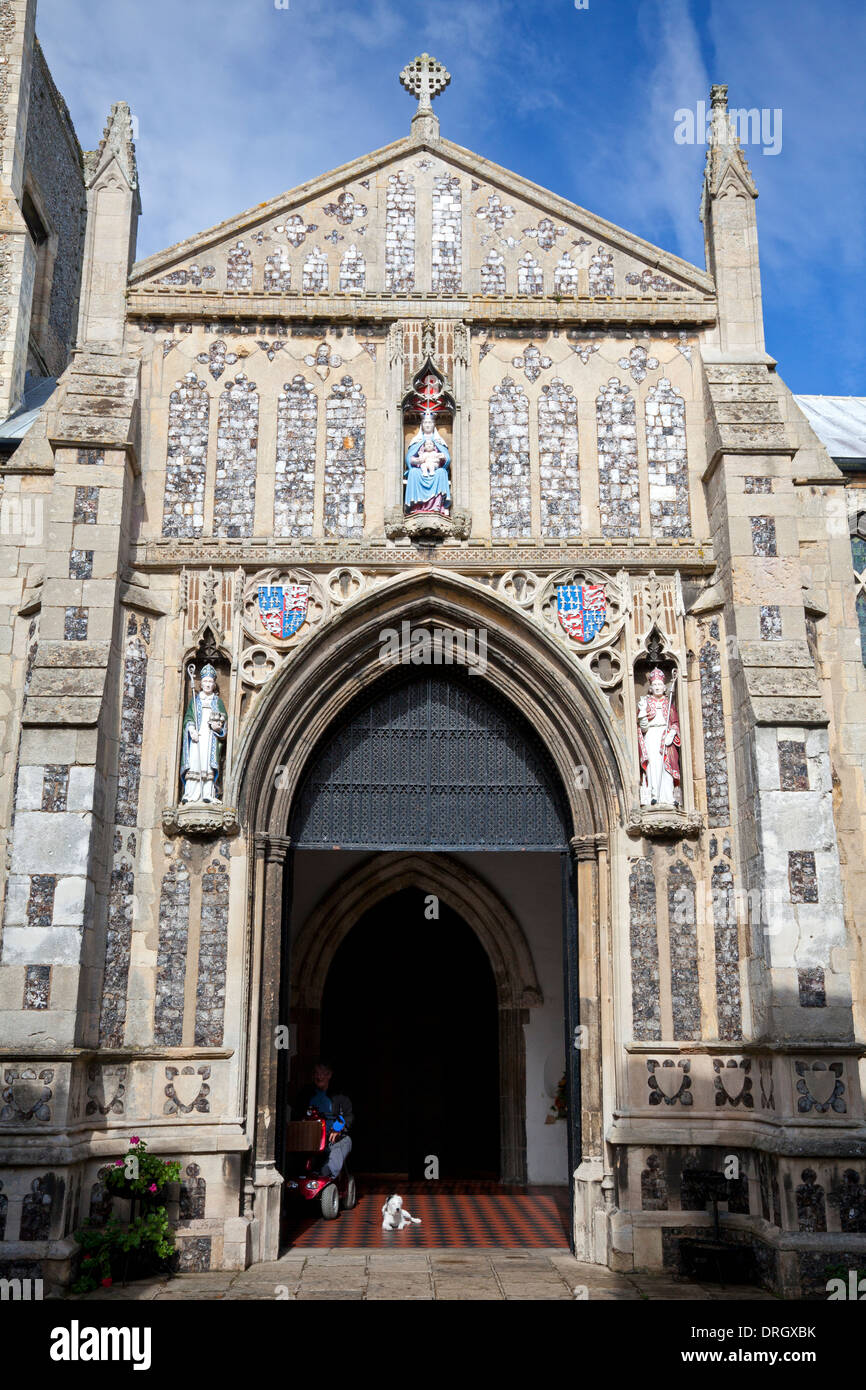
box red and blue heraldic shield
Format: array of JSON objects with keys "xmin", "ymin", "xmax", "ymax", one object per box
[
  {"xmin": 557, "ymin": 584, "xmax": 606, "ymax": 643},
  {"xmin": 258, "ymin": 583, "xmax": 309, "ymax": 638}
]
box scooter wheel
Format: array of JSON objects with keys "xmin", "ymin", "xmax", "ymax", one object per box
[
  {"xmin": 343, "ymin": 1176, "xmax": 357, "ymax": 1210},
  {"xmin": 320, "ymin": 1184, "xmax": 340, "ymax": 1220}
]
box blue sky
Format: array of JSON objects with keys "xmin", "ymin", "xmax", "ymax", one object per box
[{"xmin": 37, "ymin": 0, "xmax": 865, "ymax": 394}]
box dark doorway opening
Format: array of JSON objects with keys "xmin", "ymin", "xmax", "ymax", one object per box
[{"xmin": 320, "ymin": 886, "xmax": 500, "ymax": 1181}]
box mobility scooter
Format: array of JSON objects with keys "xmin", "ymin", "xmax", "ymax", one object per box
[{"xmin": 284, "ymin": 1108, "xmax": 357, "ymax": 1220}]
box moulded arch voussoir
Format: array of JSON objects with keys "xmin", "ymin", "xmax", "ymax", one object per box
[{"xmin": 234, "ymin": 566, "xmax": 628, "ymax": 843}]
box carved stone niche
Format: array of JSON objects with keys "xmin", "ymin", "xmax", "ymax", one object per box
[
  {"xmin": 385, "ymin": 504, "xmax": 472, "ymax": 543},
  {"xmin": 163, "ymin": 628, "xmax": 238, "ymax": 839},
  {"xmin": 395, "ymin": 353, "xmax": 471, "ymax": 541}
]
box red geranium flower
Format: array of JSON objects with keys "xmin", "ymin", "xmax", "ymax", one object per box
[{"xmin": 130, "ymin": 1136, "xmax": 141, "ymax": 1145}]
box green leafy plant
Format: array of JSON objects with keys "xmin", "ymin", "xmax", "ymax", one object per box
[
  {"xmin": 72, "ymin": 1137, "xmax": 182, "ymax": 1294},
  {"xmin": 101, "ymin": 1135, "xmax": 181, "ymax": 1198}
]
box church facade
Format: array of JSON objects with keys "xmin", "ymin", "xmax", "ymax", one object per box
[{"xmin": 1, "ymin": 10, "xmax": 865, "ymax": 1298}]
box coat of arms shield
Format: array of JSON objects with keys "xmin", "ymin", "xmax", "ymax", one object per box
[
  {"xmin": 557, "ymin": 584, "xmax": 606, "ymax": 643},
  {"xmin": 258, "ymin": 583, "xmax": 309, "ymax": 639}
]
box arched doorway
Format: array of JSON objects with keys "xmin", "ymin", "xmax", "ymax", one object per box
[
  {"xmin": 321, "ymin": 887, "xmax": 500, "ymax": 1181},
  {"xmin": 238, "ymin": 569, "xmax": 625, "ymax": 1263},
  {"xmin": 283, "ymin": 667, "xmax": 569, "ymax": 1188}
]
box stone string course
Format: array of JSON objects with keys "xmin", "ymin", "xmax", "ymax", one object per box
[
  {"xmin": 214, "ymin": 375, "xmax": 258, "ymax": 538},
  {"xmin": 385, "ymin": 171, "xmax": 415, "ymax": 293},
  {"xmin": 538, "ymin": 378, "xmax": 581, "ymax": 537},
  {"xmin": 323, "ymin": 376, "xmax": 366, "ymax": 537},
  {"xmin": 432, "ymin": 175, "xmax": 462, "ymax": 293},
  {"xmin": 645, "ymin": 378, "xmax": 691, "ymax": 538},
  {"xmin": 274, "ymin": 375, "xmax": 317, "ymax": 537},
  {"xmin": 489, "ymin": 377, "xmax": 531, "ymax": 538},
  {"xmin": 162, "ymin": 373, "xmax": 209, "ymax": 538},
  {"xmin": 596, "ymin": 377, "xmax": 639, "ymax": 538}
]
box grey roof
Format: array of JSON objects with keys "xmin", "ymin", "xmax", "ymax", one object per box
[
  {"xmin": 793, "ymin": 395, "xmax": 866, "ymax": 463},
  {"xmin": 0, "ymin": 374, "xmax": 57, "ymax": 444}
]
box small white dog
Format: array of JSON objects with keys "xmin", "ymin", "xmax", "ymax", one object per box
[{"xmin": 381, "ymin": 1193, "xmax": 422, "ymax": 1230}]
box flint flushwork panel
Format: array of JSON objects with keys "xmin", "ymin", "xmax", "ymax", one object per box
[
  {"xmin": 554, "ymin": 253, "xmax": 578, "ymax": 294},
  {"xmin": 115, "ymin": 615, "xmax": 149, "ymax": 827},
  {"xmin": 100, "ymin": 862, "xmax": 134, "ymax": 1047},
  {"xmin": 275, "ymin": 375, "xmax": 317, "ymax": 537},
  {"xmin": 489, "ymin": 378, "xmax": 531, "ymax": 538},
  {"xmin": 589, "ymin": 246, "xmax": 614, "ymax": 295},
  {"xmin": 538, "ymin": 378, "xmax": 580, "ymax": 537},
  {"xmin": 712, "ymin": 859, "xmax": 742, "ymax": 1040},
  {"xmin": 303, "ymin": 247, "xmax": 328, "ymax": 293},
  {"xmin": 264, "ymin": 247, "xmax": 291, "ymax": 291},
  {"xmin": 226, "ymin": 241, "xmax": 252, "ymax": 290},
  {"xmin": 339, "ymin": 245, "xmax": 365, "ymax": 292},
  {"xmin": 154, "ymin": 861, "xmax": 191, "ymax": 1046},
  {"xmin": 668, "ymin": 861, "xmax": 701, "ymax": 1040},
  {"xmin": 517, "ymin": 252, "xmax": 543, "ymax": 296},
  {"xmin": 162, "ymin": 373, "xmax": 210, "ymax": 538},
  {"xmin": 481, "ymin": 249, "xmax": 505, "ymax": 295},
  {"xmin": 432, "ymin": 175, "xmax": 462, "ymax": 293},
  {"xmin": 630, "ymin": 858, "xmax": 661, "ymax": 1040},
  {"xmin": 699, "ymin": 640, "xmax": 731, "ymax": 826},
  {"xmin": 645, "ymin": 379, "xmax": 690, "ymax": 538},
  {"xmin": 596, "ymin": 378, "xmax": 639, "ymax": 538},
  {"xmin": 323, "ymin": 376, "xmax": 366, "ymax": 538},
  {"xmin": 385, "ymin": 171, "xmax": 415, "ymax": 293},
  {"xmin": 214, "ymin": 375, "xmax": 258, "ymax": 538},
  {"xmin": 195, "ymin": 860, "xmax": 229, "ymax": 1047}
]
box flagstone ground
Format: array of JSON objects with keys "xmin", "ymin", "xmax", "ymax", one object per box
[{"xmin": 74, "ymin": 1250, "xmax": 777, "ymax": 1301}]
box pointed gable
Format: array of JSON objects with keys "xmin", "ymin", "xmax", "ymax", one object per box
[{"xmin": 129, "ymin": 135, "xmax": 714, "ymax": 304}]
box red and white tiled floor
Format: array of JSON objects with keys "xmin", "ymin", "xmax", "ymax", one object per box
[{"xmin": 286, "ymin": 1180, "xmax": 570, "ymax": 1249}]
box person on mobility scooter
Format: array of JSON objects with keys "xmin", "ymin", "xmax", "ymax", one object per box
[{"xmin": 285, "ymin": 1059, "xmax": 356, "ymax": 1220}]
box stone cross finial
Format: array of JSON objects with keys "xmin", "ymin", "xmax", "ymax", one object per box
[{"xmin": 400, "ymin": 53, "xmax": 450, "ymax": 136}]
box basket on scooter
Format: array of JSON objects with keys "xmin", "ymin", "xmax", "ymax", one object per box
[{"xmin": 284, "ymin": 1107, "xmax": 357, "ymax": 1220}]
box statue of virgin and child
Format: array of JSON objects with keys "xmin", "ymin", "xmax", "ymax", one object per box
[{"xmin": 404, "ymin": 409, "xmax": 451, "ymax": 515}]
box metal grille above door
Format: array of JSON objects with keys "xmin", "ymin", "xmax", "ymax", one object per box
[{"xmin": 290, "ymin": 670, "xmax": 569, "ymax": 850}]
